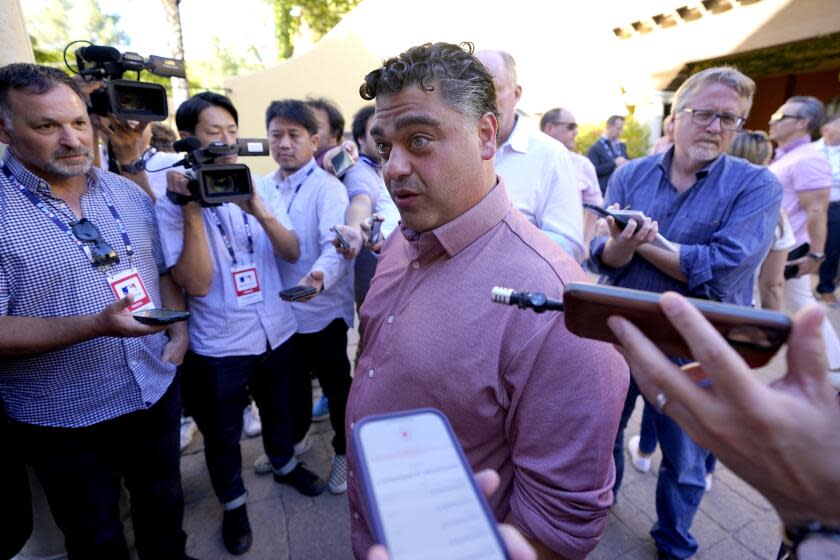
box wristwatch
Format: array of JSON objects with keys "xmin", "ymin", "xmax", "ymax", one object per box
[
  {"xmin": 118, "ymin": 147, "xmax": 156, "ymax": 174},
  {"xmin": 806, "ymin": 252, "xmax": 826, "ymax": 262},
  {"xmin": 784, "ymin": 522, "xmax": 840, "ymax": 559}
]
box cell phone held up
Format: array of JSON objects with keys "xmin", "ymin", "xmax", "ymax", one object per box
[
  {"xmin": 562, "ymin": 283, "xmax": 791, "ymax": 368},
  {"xmin": 332, "ymin": 225, "xmax": 351, "ymax": 251},
  {"xmin": 330, "ymin": 149, "xmax": 355, "ymax": 178},
  {"xmin": 279, "ymin": 286, "xmax": 317, "ymax": 302},
  {"xmin": 132, "ymin": 309, "xmax": 190, "ymax": 325},
  {"xmin": 369, "ymin": 216, "xmax": 384, "ymax": 245},
  {"xmin": 352, "ymin": 409, "xmax": 510, "ymax": 560}
]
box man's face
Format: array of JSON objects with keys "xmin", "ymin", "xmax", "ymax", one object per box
[
  {"xmin": 0, "ymin": 84, "xmax": 94, "ymax": 180},
  {"xmin": 768, "ymin": 101, "xmax": 807, "ymax": 144},
  {"xmin": 358, "ymin": 113, "xmax": 380, "ymax": 162},
  {"xmin": 311, "ymin": 107, "xmax": 337, "ymax": 152},
  {"xmin": 672, "ymin": 82, "xmax": 748, "ymax": 163},
  {"xmin": 184, "ymin": 105, "xmax": 239, "ymax": 164},
  {"xmin": 543, "ymin": 109, "xmax": 578, "ymax": 150},
  {"xmin": 268, "ymin": 117, "xmax": 319, "ymax": 176},
  {"xmin": 606, "ymin": 118, "xmax": 624, "ymax": 140},
  {"xmin": 823, "ymin": 117, "xmax": 840, "ymax": 146},
  {"xmin": 476, "ymin": 52, "xmax": 521, "ymax": 145},
  {"xmin": 370, "ymin": 84, "xmax": 497, "ymax": 232}
]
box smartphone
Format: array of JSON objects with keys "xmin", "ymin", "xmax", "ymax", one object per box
[
  {"xmin": 562, "ymin": 282, "xmax": 791, "ymax": 367},
  {"xmin": 332, "ymin": 225, "xmax": 351, "ymax": 250},
  {"xmin": 132, "ymin": 309, "xmax": 190, "ymax": 325},
  {"xmin": 784, "ymin": 242, "xmax": 810, "ymax": 280},
  {"xmin": 583, "ymin": 204, "xmax": 677, "ymax": 252},
  {"xmin": 331, "ymin": 149, "xmax": 355, "ymax": 177},
  {"xmin": 352, "ymin": 409, "xmax": 509, "ymax": 560},
  {"xmin": 369, "ymin": 216, "xmax": 384, "ymax": 245},
  {"xmin": 279, "ymin": 285, "xmax": 317, "ymax": 302}
]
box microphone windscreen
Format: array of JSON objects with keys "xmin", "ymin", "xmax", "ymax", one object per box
[
  {"xmin": 173, "ymin": 137, "xmax": 201, "ymax": 153},
  {"xmin": 77, "ymin": 45, "xmax": 122, "ymax": 63}
]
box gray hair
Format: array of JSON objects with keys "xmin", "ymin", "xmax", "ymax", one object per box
[
  {"xmin": 671, "ymin": 66, "xmax": 755, "ymax": 117},
  {"xmin": 788, "ymin": 96, "xmax": 826, "ymax": 133},
  {"xmin": 360, "ymin": 42, "xmax": 499, "ymax": 125}
]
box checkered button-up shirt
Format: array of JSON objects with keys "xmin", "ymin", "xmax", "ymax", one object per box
[{"xmin": 0, "ymin": 150, "xmax": 175, "ymax": 427}]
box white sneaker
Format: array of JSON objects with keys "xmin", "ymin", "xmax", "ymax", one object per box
[
  {"xmin": 705, "ymin": 473, "xmax": 713, "ymax": 492},
  {"xmin": 328, "ymin": 454, "xmax": 347, "ymax": 494},
  {"xmin": 243, "ymin": 402, "xmax": 262, "ymax": 438},
  {"xmin": 180, "ymin": 416, "xmax": 197, "ymax": 452},
  {"xmin": 627, "ymin": 435, "xmax": 652, "ymax": 473},
  {"xmin": 253, "ymin": 437, "xmax": 312, "ymax": 474}
]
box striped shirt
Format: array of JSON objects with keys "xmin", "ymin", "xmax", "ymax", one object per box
[
  {"xmin": 267, "ymin": 159, "xmax": 353, "ymax": 334},
  {"xmin": 0, "ymin": 150, "xmax": 175, "ymax": 427},
  {"xmin": 156, "ymin": 174, "xmax": 298, "ymax": 357}
]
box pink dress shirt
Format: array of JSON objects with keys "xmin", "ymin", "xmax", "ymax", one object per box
[
  {"xmin": 345, "ymin": 179, "xmax": 629, "ymax": 559},
  {"xmin": 769, "ymin": 136, "xmax": 832, "ymax": 245},
  {"xmin": 570, "ymin": 151, "xmax": 604, "ymax": 206}
]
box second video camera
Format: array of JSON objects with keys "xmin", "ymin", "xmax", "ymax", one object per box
[
  {"xmin": 167, "ymin": 137, "xmax": 269, "ymax": 207},
  {"xmin": 74, "ymin": 44, "xmax": 186, "ymax": 122}
]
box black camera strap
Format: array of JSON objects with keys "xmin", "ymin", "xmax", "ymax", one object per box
[
  {"xmin": 3, "ymin": 164, "xmax": 134, "ymax": 266},
  {"xmin": 209, "ymin": 207, "xmax": 254, "ymax": 265}
]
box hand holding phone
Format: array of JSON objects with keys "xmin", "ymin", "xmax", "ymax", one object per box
[
  {"xmin": 279, "ymin": 285, "xmax": 317, "ymax": 302},
  {"xmin": 583, "ymin": 204, "xmax": 676, "ymax": 252},
  {"xmin": 353, "ymin": 409, "xmax": 510, "ymax": 560},
  {"xmin": 369, "ymin": 216, "xmax": 384, "ymax": 245},
  {"xmin": 332, "ymin": 225, "xmax": 351, "ymax": 251},
  {"xmin": 331, "ymin": 149, "xmax": 355, "ymax": 177},
  {"xmin": 132, "ymin": 309, "xmax": 190, "ymax": 325}
]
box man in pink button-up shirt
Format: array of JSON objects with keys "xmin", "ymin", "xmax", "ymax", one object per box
[{"xmin": 345, "ymin": 42, "xmax": 629, "ymax": 560}]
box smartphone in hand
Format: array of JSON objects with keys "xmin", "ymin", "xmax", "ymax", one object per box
[
  {"xmin": 132, "ymin": 309, "xmax": 190, "ymax": 325},
  {"xmin": 279, "ymin": 286, "xmax": 317, "ymax": 302},
  {"xmin": 331, "ymin": 149, "xmax": 355, "ymax": 177},
  {"xmin": 369, "ymin": 216, "xmax": 384, "ymax": 245},
  {"xmin": 583, "ymin": 204, "xmax": 677, "ymax": 252},
  {"xmin": 332, "ymin": 225, "xmax": 351, "ymax": 250},
  {"xmin": 353, "ymin": 409, "xmax": 509, "ymax": 560}
]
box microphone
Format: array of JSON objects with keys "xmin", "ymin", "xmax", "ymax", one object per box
[
  {"xmin": 76, "ymin": 45, "xmax": 122, "ymax": 63},
  {"xmin": 172, "ymin": 137, "xmax": 201, "ymax": 153},
  {"xmin": 490, "ymin": 287, "xmax": 564, "ymax": 313}
]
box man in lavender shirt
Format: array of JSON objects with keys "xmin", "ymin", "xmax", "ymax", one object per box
[
  {"xmin": 768, "ymin": 96, "xmax": 840, "ymax": 370},
  {"xmin": 344, "ymin": 42, "xmax": 629, "ymax": 559}
]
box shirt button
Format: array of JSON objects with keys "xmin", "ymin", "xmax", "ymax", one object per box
[
  {"xmin": 350, "ymin": 421, "xmax": 355, "ymax": 430},
  {"xmin": 387, "ymin": 315, "xmax": 394, "ymax": 324},
  {"xmin": 411, "ymin": 261, "xmax": 419, "ymax": 270},
  {"xmin": 368, "ymin": 369, "xmax": 374, "ymax": 378},
  {"xmin": 353, "ymin": 512, "xmax": 360, "ymax": 520}
]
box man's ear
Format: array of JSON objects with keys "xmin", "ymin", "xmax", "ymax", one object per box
[
  {"xmin": 311, "ymin": 132, "xmax": 321, "ymax": 151},
  {"xmin": 478, "ymin": 112, "xmax": 498, "ymax": 160},
  {"xmin": 513, "ymin": 84, "xmax": 523, "ymax": 104},
  {"xmin": 0, "ymin": 120, "xmax": 12, "ymax": 146},
  {"xmin": 178, "ymin": 131, "xmax": 192, "ymax": 140}
]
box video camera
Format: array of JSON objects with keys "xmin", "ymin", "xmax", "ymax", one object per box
[
  {"xmin": 73, "ymin": 43, "xmax": 186, "ymax": 122},
  {"xmin": 166, "ymin": 137, "xmax": 270, "ymax": 207}
]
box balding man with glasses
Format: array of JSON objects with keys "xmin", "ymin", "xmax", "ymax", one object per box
[{"xmin": 589, "ymin": 67, "xmax": 782, "ymax": 560}]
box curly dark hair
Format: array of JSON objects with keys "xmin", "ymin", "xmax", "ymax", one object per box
[{"xmin": 359, "ymin": 42, "xmax": 499, "ymax": 124}]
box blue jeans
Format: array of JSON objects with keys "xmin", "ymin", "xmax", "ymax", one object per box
[
  {"xmin": 817, "ymin": 202, "xmax": 840, "ymax": 294},
  {"xmin": 613, "ymin": 377, "xmax": 708, "ymax": 558},
  {"xmin": 184, "ymin": 341, "xmax": 295, "ymax": 508}
]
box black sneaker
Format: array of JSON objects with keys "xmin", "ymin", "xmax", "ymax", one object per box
[
  {"xmin": 274, "ymin": 463, "xmax": 327, "ymax": 496},
  {"xmin": 221, "ymin": 504, "xmax": 252, "ymax": 555}
]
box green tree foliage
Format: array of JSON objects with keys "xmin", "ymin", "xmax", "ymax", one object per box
[
  {"xmin": 267, "ymin": 0, "xmax": 362, "ymax": 59},
  {"xmin": 574, "ymin": 115, "xmax": 650, "ymax": 159},
  {"xmin": 27, "ymin": 0, "xmax": 129, "ymax": 68},
  {"xmin": 187, "ymin": 38, "xmax": 264, "ymax": 93}
]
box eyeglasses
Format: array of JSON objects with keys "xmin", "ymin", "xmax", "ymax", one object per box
[
  {"xmin": 551, "ymin": 121, "xmax": 578, "ymax": 131},
  {"xmin": 72, "ymin": 218, "xmax": 119, "ymax": 266},
  {"xmin": 681, "ymin": 109, "xmax": 745, "ymax": 131},
  {"xmin": 769, "ymin": 110, "xmax": 804, "ymax": 123}
]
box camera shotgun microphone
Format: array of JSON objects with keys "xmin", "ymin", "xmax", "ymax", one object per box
[
  {"xmin": 490, "ymin": 287, "xmax": 564, "ymax": 313},
  {"xmin": 173, "ymin": 137, "xmax": 201, "ymax": 153},
  {"xmin": 77, "ymin": 45, "xmax": 122, "ymax": 63}
]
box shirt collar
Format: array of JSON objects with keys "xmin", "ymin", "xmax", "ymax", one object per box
[
  {"xmin": 2, "ymin": 148, "xmax": 100, "ymax": 195},
  {"xmin": 271, "ymin": 157, "xmax": 317, "ymax": 187},
  {"xmin": 774, "ymin": 135, "xmax": 811, "ymax": 160},
  {"xmin": 399, "ymin": 177, "xmax": 512, "ymax": 259},
  {"xmin": 657, "ymin": 145, "xmax": 722, "ymax": 182},
  {"xmin": 501, "ymin": 115, "xmax": 529, "ymax": 154}
]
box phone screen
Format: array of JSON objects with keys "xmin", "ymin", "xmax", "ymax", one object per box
[{"xmin": 355, "ymin": 410, "xmax": 507, "ymax": 560}]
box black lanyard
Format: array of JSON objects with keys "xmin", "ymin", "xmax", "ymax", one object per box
[
  {"xmin": 4, "ymin": 164, "xmax": 134, "ymax": 265},
  {"xmin": 284, "ymin": 166, "xmax": 316, "ymax": 213},
  {"xmin": 209, "ymin": 207, "xmax": 254, "ymax": 265}
]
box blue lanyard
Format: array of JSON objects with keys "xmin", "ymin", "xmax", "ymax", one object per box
[
  {"xmin": 3, "ymin": 164, "xmax": 133, "ymax": 265},
  {"xmin": 209, "ymin": 207, "xmax": 254, "ymax": 265},
  {"xmin": 359, "ymin": 154, "xmax": 381, "ymax": 169},
  {"xmin": 284, "ymin": 166, "xmax": 316, "ymax": 213}
]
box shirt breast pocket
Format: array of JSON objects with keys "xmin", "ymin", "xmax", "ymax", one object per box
[{"xmin": 679, "ymin": 218, "xmax": 721, "ymax": 244}]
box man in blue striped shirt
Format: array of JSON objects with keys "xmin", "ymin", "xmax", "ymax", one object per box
[
  {"xmin": 156, "ymin": 92, "xmax": 326, "ymax": 555},
  {"xmin": 0, "ymin": 64, "xmax": 191, "ymax": 559},
  {"xmin": 590, "ymin": 67, "xmax": 782, "ymax": 559}
]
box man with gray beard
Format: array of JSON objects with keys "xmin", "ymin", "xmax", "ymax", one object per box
[{"xmin": 0, "ymin": 63, "xmax": 192, "ymax": 559}]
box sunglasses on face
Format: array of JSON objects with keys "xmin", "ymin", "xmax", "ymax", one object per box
[
  {"xmin": 769, "ymin": 110, "xmax": 804, "ymax": 123},
  {"xmin": 552, "ymin": 121, "xmax": 578, "ymax": 131},
  {"xmin": 72, "ymin": 218, "xmax": 119, "ymax": 266}
]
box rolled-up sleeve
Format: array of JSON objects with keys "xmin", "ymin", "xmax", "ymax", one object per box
[
  {"xmin": 679, "ymin": 175, "xmax": 782, "ymax": 300},
  {"xmin": 503, "ymin": 315, "xmax": 630, "ymax": 558}
]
